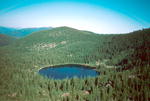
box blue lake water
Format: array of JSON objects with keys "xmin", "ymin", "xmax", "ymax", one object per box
[{"xmin": 39, "ymin": 64, "xmax": 99, "ymax": 80}]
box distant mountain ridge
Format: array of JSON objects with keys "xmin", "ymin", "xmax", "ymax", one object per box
[{"xmin": 0, "ymin": 26, "xmax": 52, "ymax": 37}]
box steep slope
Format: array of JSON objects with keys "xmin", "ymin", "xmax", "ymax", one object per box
[
  {"xmin": 113, "ymin": 29, "xmax": 150, "ymax": 67},
  {"xmin": 0, "ymin": 26, "xmax": 52, "ymax": 37},
  {"xmin": 0, "ymin": 34, "xmax": 16, "ymax": 46}
]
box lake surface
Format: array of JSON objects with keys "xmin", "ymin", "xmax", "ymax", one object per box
[{"xmin": 39, "ymin": 64, "xmax": 99, "ymax": 80}]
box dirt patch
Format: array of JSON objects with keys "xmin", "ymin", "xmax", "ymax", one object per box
[
  {"xmin": 60, "ymin": 41, "xmax": 67, "ymax": 44},
  {"xmin": 61, "ymin": 92, "xmax": 70, "ymax": 97},
  {"xmin": 32, "ymin": 42, "xmax": 57, "ymax": 50}
]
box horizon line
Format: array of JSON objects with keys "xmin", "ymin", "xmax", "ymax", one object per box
[{"xmin": 0, "ymin": 25, "xmax": 149, "ymax": 34}]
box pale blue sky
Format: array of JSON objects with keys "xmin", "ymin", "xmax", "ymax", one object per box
[{"xmin": 0, "ymin": 0, "xmax": 150, "ymax": 33}]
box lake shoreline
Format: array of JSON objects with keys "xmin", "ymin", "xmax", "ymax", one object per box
[
  {"xmin": 38, "ymin": 63, "xmax": 97, "ymax": 70},
  {"xmin": 38, "ymin": 64, "xmax": 100, "ymax": 80}
]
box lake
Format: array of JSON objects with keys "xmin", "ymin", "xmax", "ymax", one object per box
[{"xmin": 39, "ymin": 64, "xmax": 99, "ymax": 80}]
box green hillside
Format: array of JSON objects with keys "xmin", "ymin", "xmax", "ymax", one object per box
[
  {"xmin": 0, "ymin": 27, "xmax": 149, "ymax": 101},
  {"xmin": 10, "ymin": 27, "xmax": 150, "ymax": 68},
  {"xmin": 0, "ymin": 34, "xmax": 16, "ymax": 46}
]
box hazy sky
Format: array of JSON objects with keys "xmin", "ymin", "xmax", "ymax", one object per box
[{"xmin": 0, "ymin": 0, "xmax": 150, "ymax": 33}]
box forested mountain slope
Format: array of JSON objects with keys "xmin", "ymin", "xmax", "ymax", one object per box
[
  {"xmin": 0, "ymin": 27, "xmax": 149, "ymax": 101},
  {"xmin": 0, "ymin": 34, "xmax": 16, "ymax": 46},
  {"xmin": 6, "ymin": 27, "xmax": 150, "ymax": 68}
]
